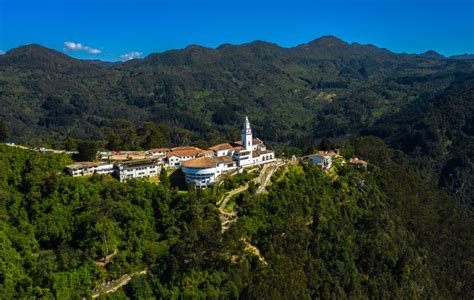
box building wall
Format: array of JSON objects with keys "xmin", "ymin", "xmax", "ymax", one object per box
[
  {"xmin": 67, "ymin": 164, "xmax": 114, "ymax": 177},
  {"xmin": 168, "ymin": 156, "xmax": 181, "ymax": 166},
  {"xmin": 309, "ymin": 155, "xmax": 332, "ymax": 169},
  {"xmin": 182, "ymin": 166, "xmax": 219, "ymax": 188},
  {"xmin": 215, "ymin": 149, "xmax": 228, "ymax": 157},
  {"xmin": 118, "ymin": 164, "xmax": 161, "ymax": 182}
]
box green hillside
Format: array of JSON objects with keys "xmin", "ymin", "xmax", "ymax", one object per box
[
  {"xmin": 1, "ymin": 37, "xmax": 473, "ymax": 208},
  {"xmin": 0, "ymin": 141, "xmax": 472, "ymax": 298}
]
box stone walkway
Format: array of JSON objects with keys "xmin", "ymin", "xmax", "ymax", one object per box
[
  {"xmin": 219, "ymin": 160, "xmax": 286, "ymax": 232},
  {"xmin": 92, "ymin": 269, "xmax": 147, "ymax": 298}
]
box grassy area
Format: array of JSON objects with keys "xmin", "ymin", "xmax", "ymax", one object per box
[
  {"xmin": 274, "ymin": 164, "xmax": 303, "ymax": 183},
  {"xmin": 220, "ymin": 171, "xmax": 257, "ymax": 193},
  {"xmin": 224, "ymin": 196, "xmax": 238, "ymax": 213},
  {"xmin": 147, "ymin": 176, "xmax": 161, "ymax": 184}
]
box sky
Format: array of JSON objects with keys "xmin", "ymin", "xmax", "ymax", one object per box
[{"xmin": 0, "ymin": 0, "xmax": 473, "ymax": 61}]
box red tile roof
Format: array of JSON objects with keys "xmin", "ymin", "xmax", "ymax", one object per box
[
  {"xmin": 166, "ymin": 149, "xmax": 204, "ymax": 158},
  {"xmin": 214, "ymin": 155, "xmax": 235, "ymax": 164},
  {"xmin": 171, "ymin": 146, "xmax": 201, "ymax": 151},
  {"xmin": 349, "ymin": 157, "xmax": 367, "ymax": 165},
  {"xmin": 209, "ymin": 143, "xmax": 234, "ymax": 151},
  {"xmin": 252, "ymin": 150, "xmax": 274, "ymax": 158},
  {"xmin": 148, "ymin": 148, "xmax": 170, "ymax": 153},
  {"xmin": 312, "ymin": 150, "xmax": 339, "ymax": 158},
  {"xmin": 181, "ymin": 157, "xmax": 217, "ymax": 168}
]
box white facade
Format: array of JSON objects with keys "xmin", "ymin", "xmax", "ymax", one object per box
[
  {"xmin": 215, "ymin": 149, "xmax": 230, "ymax": 157},
  {"xmin": 182, "ymin": 165, "xmax": 221, "ymax": 188},
  {"xmin": 233, "ymin": 150, "xmax": 253, "ymax": 167},
  {"xmin": 241, "ymin": 116, "xmax": 253, "ymax": 151},
  {"xmin": 182, "ymin": 117, "xmax": 276, "ymax": 188},
  {"xmin": 66, "ymin": 162, "xmax": 114, "ymax": 177},
  {"xmin": 251, "ymin": 151, "xmax": 275, "ymax": 165},
  {"xmin": 182, "ymin": 157, "xmax": 237, "ymax": 188},
  {"xmin": 165, "ymin": 147, "xmax": 214, "ymax": 167},
  {"xmin": 167, "ymin": 155, "xmax": 182, "ymax": 167},
  {"xmin": 115, "ymin": 160, "xmax": 162, "ymax": 182},
  {"xmin": 309, "ymin": 155, "xmax": 332, "ymax": 170},
  {"xmin": 308, "ymin": 151, "xmax": 339, "ymax": 170},
  {"xmin": 148, "ymin": 148, "xmax": 169, "ymax": 157}
]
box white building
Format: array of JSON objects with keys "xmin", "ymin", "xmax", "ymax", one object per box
[
  {"xmin": 182, "ymin": 116, "xmax": 275, "ymax": 188},
  {"xmin": 308, "ymin": 150, "xmax": 339, "ymax": 170},
  {"xmin": 208, "ymin": 117, "xmax": 274, "ymax": 168},
  {"xmin": 181, "ymin": 156, "xmax": 237, "ymax": 188},
  {"xmin": 148, "ymin": 148, "xmax": 170, "ymax": 157},
  {"xmin": 349, "ymin": 157, "xmax": 368, "ymax": 169},
  {"xmin": 66, "ymin": 162, "xmax": 114, "ymax": 177},
  {"xmin": 232, "ymin": 117, "xmax": 274, "ymax": 167},
  {"xmin": 114, "ymin": 159, "xmax": 162, "ymax": 182},
  {"xmin": 165, "ymin": 146, "xmax": 213, "ymax": 167}
]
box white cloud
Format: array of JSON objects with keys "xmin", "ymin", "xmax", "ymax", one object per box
[
  {"xmin": 63, "ymin": 41, "xmax": 102, "ymax": 54},
  {"xmin": 0, "ymin": 50, "xmax": 5, "ymax": 55},
  {"xmin": 120, "ymin": 51, "xmax": 142, "ymax": 61}
]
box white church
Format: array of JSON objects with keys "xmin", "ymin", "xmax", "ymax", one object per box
[{"xmin": 181, "ymin": 117, "xmax": 275, "ymax": 188}]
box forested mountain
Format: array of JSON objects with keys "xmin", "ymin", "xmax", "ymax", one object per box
[
  {"xmin": 1, "ymin": 141, "xmax": 472, "ymax": 298},
  {"xmin": 0, "ymin": 36, "xmax": 473, "ymax": 207}
]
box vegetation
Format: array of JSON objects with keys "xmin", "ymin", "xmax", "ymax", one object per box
[
  {"xmin": 220, "ymin": 170, "xmax": 257, "ymax": 192},
  {"xmin": 76, "ymin": 140, "xmax": 99, "ymax": 161},
  {"xmin": 0, "ymin": 121, "xmax": 8, "ymax": 142},
  {"xmin": 0, "ymin": 36, "xmax": 473, "ymax": 297},
  {"xmin": 0, "ymin": 140, "xmax": 472, "ymax": 298},
  {"xmin": 1, "ymin": 37, "xmax": 472, "ymax": 208}
]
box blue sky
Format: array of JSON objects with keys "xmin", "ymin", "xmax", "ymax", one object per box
[{"xmin": 0, "ymin": 0, "xmax": 472, "ymax": 61}]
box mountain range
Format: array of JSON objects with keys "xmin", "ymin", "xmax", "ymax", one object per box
[{"xmin": 0, "ymin": 35, "xmax": 473, "ymax": 208}]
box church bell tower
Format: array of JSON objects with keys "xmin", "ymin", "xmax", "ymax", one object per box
[{"xmin": 241, "ymin": 116, "xmax": 253, "ymax": 151}]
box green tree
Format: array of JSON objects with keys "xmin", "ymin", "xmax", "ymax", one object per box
[
  {"xmin": 76, "ymin": 141, "xmax": 98, "ymax": 161},
  {"xmin": 159, "ymin": 168, "xmax": 170, "ymax": 187},
  {"xmin": 0, "ymin": 121, "xmax": 9, "ymax": 142},
  {"xmin": 106, "ymin": 133, "xmax": 122, "ymax": 151},
  {"xmin": 64, "ymin": 137, "xmax": 77, "ymax": 151},
  {"xmin": 319, "ymin": 138, "xmax": 333, "ymax": 151},
  {"xmin": 95, "ymin": 217, "xmax": 119, "ymax": 262}
]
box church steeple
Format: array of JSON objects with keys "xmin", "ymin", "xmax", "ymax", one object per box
[{"xmin": 241, "ymin": 116, "xmax": 253, "ymax": 151}]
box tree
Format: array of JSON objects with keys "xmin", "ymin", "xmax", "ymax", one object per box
[
  {"xmin": 76, "ymin": 141, "xmax": 98, "ymax": 161},
  {"xmin": 106, "ymin": 133, "xmax": 122, "ymax": 151},
  {"xmin": 64, "ymin": 138, "xmax": 77, "ymax": 151},
  {"xmin": 319, "ymin": 138, "xmax": 333, "ymax": 151},
  {"xmin": 95, "ymin": 217, "xmax": 119, "ymax": 262},
  {"xmin": 159, "ymin": 168, "xmax": 170, "ymax": 187},
  {"xmin": 0, "ymin": 121, "xmax": 9, "ymax": 142}
]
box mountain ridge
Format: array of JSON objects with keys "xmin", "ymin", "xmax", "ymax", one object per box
[
  {"xmin": 3, "ymin": 36, "xmax": 471, "ymax": 63},
  {"xmin": 0, "ymin": 35, "xmax": 473, "ymax": 208}
]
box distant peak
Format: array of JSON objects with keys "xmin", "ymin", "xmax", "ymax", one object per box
[
  {"xmin": 217, "ymin": 40, "xmax": 280, "ymax": 50},
  {"xmin": 0, "ymin": 43, "xmax": 99, "ymax": 70},
  {"xmin": 420, "ymin": 50, "xmax": 445, "ymax": 59},
  {"xmin": 3, "ymin": 44, "xmax": 70, "ymax": 59},
  {"xmin": 245, "ymin": 40, "xmax": 279, "ymax": 47},
  {"xmin": 301, "ymin": 35, "xmax": 349, "ymax": 48},
  {"xmin": 6, "ymin": 44, "xmax": 53, "ymax": 54},
  {"xmin": 184, "ymin": 44, "xmax": 212, "ymax": 51}
]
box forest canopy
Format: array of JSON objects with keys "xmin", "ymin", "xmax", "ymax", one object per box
[{"xmin": 0, "ymin": 139, "xmax": 472, "ymax": 298}]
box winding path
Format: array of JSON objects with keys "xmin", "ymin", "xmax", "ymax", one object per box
[
  {"xmin": 92, "ymin": 269, "xmax": 147, "ymax": 298},
  {"xmin": 219, "ymin": 160, "xmax": 286, "ymax": 232}
]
